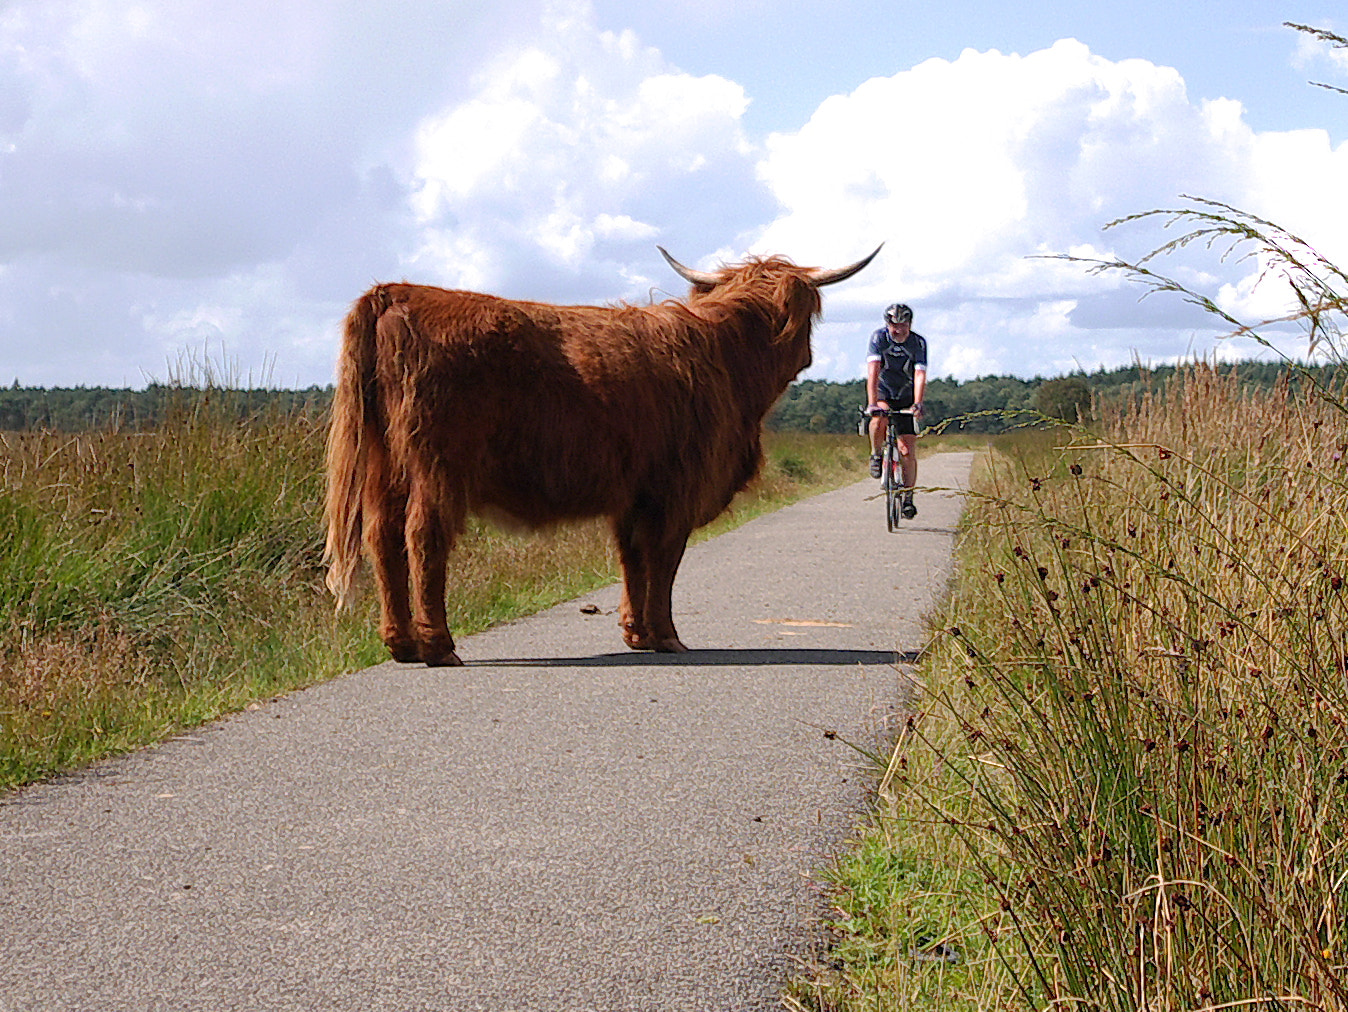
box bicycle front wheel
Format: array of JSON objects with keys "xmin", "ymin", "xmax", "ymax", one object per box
[{"xmin": 883, "ymin": 442, "xmax": 898, "ymax": 532}]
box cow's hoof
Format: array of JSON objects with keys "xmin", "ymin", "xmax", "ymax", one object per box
[
  {"xmin": 623, "ymin": 627, "xmax": 688, "ymax": 653},
  {"xmin": 386, "ymin": 639, "xmax": 420, "ymax": 664},
  {"xmin": 417, "ymin": 635, "xmax": 462, "ymax": 667},
  {"xmin": 422, "ymin": 648, "xmax": 464, "ymax": 667},
  {"xmin": 622, "ymin": 625, "xmax": 653, "ymax": 650}
]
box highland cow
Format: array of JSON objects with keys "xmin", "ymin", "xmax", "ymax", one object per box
[{"xmin": 324, "ymin": 246, "xmax": 879, "ymax": 665}]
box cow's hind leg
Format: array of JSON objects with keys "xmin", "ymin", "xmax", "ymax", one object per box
[
  {"xmin": 613, "ymin": 508, "xmax": 689, "ymax": 653},
  {"xmin": 364, "ymin": 481, "xmax": 418, "ymax": 663},
  {"xmin": 406, "ymin": 479, "xmax": 464, "ymax": 667}
]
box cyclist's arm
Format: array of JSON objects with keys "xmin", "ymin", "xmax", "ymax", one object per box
[
  {"xmin": 912, "ymin": 365, "xmax": 927, "ymax": 414},
  {"xmin": 865, "ymin": 357, "xmax": 882, "ymax": 407}
]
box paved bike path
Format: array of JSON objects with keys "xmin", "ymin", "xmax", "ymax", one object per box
[{"xmin": 0, "ymin": 452, "xmax": 974, "ymax": 1012}]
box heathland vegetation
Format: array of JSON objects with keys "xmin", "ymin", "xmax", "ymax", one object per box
[{"xmin": 791, "ymin": 366, "xmax": 1348, "ymax": 1011}]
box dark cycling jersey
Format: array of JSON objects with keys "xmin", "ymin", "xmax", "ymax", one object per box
[{"xmin": 866, "ymin": 328, "xmax": 928, "ymax": 406}]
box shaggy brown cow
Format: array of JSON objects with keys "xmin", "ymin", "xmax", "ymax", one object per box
[{"xmin": 324, "ymin": 245, "xmax": 879, "ymax": 666}]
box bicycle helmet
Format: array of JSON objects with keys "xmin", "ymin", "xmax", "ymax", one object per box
[{"xmin": 884, "ymin": 303, "xmax": 913, "ymax": 325}]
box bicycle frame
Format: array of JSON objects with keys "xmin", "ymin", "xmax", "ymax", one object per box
[{"xmin": 870, "ymin": 407, "xmax": 921, "ymax": 532}]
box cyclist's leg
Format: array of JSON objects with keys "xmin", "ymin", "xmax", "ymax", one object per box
[
  {"xmin": 868, "ymin": 399, "xmax": 890, "ymax": 478},
  {"xmin": 898, "ymin": 432, "xmax": 918, "ymax": 489},
  {"xmin": 869, "ymin": 400, "xmax": 890, "ymax": 453},
  {"xmin": 897, "ymin": 430, "xmax": 918, "ymax": 518}
]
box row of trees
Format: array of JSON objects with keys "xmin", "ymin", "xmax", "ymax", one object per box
[
  {"xmin": 0, "ymin": 383, "xmax": 332, "ymax": 433},
  {"xmin": 0, "ymin": 360, "xmax": 1332, "ymax": 434},
  {"xmin": 767, "ymin": 360, "xmax": 1332, "ymax": 434}
]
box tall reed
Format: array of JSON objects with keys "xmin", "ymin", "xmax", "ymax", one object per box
[
  {"xmin": 968, "ymin": 364, "xmax": 1345, "ymax": 1006},
  {"xmin": 793, "ymin": 366, "xmax": 1348, "ymax": 1012}
]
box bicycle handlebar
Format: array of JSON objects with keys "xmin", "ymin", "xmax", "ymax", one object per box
[{"xmin": 861, "ymin": 406, "xmax": 921, "ymax": 417}]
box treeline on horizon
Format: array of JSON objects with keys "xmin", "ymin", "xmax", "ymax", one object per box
[
  {"xmin": 0, "ymin": 360, "xmax": 1336, "ymax": 434},
  {"xmin": 0, "ymin": 383, "xmax": 333, "ymax": 433},
  {"xmin": 769, "ymin": 359, "xmax": 1341, "ymax": 433}
]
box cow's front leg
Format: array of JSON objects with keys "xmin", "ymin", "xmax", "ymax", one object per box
[
  {"xmin": 612, "ymin": 513, "xmax": 652, "ymax": 649},
  {"xmin": 406, "ymin": 485, "xmax": 462, "ymax": 667},
  {"xmin": 641, "ymin": 529, "xmax": 690, "ymax": 653}
]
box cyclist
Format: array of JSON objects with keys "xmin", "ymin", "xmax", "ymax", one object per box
[{"xmin": 865, "ymin": 303, "xmax": 927, "ymax": 519}]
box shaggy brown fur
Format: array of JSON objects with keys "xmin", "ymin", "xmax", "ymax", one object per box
[{"xmin": 324, "ymin": 247, "xmax": 878, "ymax": 665}]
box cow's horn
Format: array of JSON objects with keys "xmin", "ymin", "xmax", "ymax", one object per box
[
  {"xmin": 657, "ymin": 247, "xmax": 720, "ymax": 287},
  {"xmin": 808, "ymin": 244, "xmax": 884, "ymax": 287}
]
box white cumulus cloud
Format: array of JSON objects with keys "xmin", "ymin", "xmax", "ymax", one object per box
[
  {"xmin": 407, "ymin": 9, "xmax": 762, "ymax": 299},
  {"xmin": 752, "ymin": 38, "xmax": 1348, "ymax": 379}
]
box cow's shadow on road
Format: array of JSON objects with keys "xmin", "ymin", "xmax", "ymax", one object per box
[{"xmin": 467, "ymin": 648, "xmax": 922, "ymax": 668}]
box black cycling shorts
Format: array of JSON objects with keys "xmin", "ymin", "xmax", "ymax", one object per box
[{"xmin": 887, "ymin": 412, "xmax": 918, "ymax": 437}]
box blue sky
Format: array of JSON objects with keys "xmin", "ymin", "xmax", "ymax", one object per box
[
  {"xmin": 1, "ymin": 0, "xmax": 1345, "ymax": 388},
  {"xmin": 594, "ymin": 0, "xmax": 1346, "ymax": 138}
]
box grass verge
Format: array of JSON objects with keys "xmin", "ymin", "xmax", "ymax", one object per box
[{"xmin": 788, "ymin": 363, "xmax": 1348, "ymax": 1011}]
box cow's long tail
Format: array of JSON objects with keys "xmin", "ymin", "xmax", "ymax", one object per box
[{"xmin": 323, "ymin": 288, "xmax": 383, "ymax": 611}]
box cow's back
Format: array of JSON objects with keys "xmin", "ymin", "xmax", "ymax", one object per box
[{"xmin": 372, "ymin": 284, "xmax": 746, "ymax": 528}]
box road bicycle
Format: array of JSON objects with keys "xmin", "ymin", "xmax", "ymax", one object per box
[{"xmin": 863, "ymin": 406, "xmax": 922, "ymax": 532}]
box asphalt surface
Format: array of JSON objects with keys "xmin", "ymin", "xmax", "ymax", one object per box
[{"xmin": 0, "ymin": 451, "xmax": 973, "ymax": 1012}]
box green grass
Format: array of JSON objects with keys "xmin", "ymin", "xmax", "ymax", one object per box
[
  {"xmin": 786, "ymin": 832, "xmax": 988, "ymax": 1012},
  {"xmin": 0, "ymin": 407, "xmax": 875, "ymax": 792}
]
